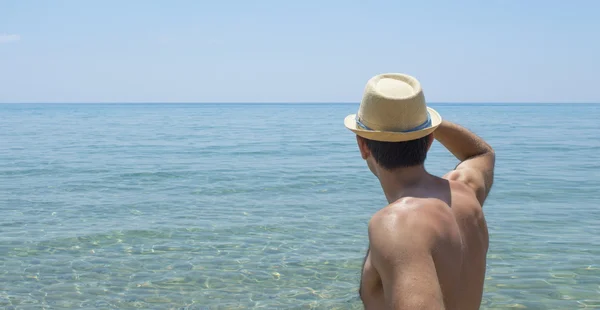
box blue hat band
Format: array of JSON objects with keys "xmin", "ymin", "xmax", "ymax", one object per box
[{"xmin": 355, "ymin": 112, "xmax": 432, "ymax": 133}]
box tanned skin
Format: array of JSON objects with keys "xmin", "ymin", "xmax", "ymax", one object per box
[{"xmin": 358, "ymin": 120, "xmax": 495, "ymax": 310}]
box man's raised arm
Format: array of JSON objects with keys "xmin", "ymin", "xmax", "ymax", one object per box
[{"xmin": 434, "ymin": 120, "xmax": 495, "ymax": 205}]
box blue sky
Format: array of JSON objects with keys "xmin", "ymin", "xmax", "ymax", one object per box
[{"xmin": 1, "ymin": 0, "xmax": 598, "ymax": 103}]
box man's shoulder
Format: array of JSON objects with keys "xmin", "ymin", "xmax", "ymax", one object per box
[
  {"xmin": 368, "ymin": 198, "xmax": 458, "ymax": 251},
  {"xmin": 371, "ymin": 197, "xmax": 455, "ymax": 226},
  {"xmin": 443, "ymin": 164, "xmax": 493, "ymax": 206},
  {"xmin": 440, "ymin": 172, "xmax": 486, "ymax": 210}
]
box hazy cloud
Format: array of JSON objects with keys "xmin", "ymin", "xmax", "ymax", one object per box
[{"xmin": 0, "ymin": 34, "xmax": 21, "ymax": 44}]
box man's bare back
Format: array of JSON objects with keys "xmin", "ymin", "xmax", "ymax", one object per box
[{"xmin": 359, "ymin": 175, "xmax": 490, "ymax": 310}]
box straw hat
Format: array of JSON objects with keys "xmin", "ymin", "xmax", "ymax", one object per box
[{"xmin": 344, "ymin": 73, "xmax": 442, "ymax": 142}]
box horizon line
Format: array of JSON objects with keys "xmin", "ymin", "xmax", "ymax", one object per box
[{"xmin": 0, "ymin": 101, "xmax": 599, "ymax": 105}]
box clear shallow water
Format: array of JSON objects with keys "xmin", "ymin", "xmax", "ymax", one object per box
[{"xmin": 1, "ymin": 103, "xmax": 599, "ymax": 309}]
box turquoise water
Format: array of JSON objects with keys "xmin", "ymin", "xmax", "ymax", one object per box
[{"xmin": 1, "ymin": 103, "xmax": 599, "ymax": 309}]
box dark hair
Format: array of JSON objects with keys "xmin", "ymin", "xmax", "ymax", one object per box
[{"xmin": 363, "ymin": 134, "xmax": 431, "ymax": 170}]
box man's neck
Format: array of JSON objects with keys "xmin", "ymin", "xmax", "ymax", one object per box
[{"xmin": 375, "ymin": 165, "xmax": 433, "ymax": 204}]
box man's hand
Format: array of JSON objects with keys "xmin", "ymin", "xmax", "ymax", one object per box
[{"xmin": 434, "ymin": 120, "xmax": 495, "ymax": 205}]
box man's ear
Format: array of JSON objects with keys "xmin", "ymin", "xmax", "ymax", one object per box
[
  {"xmin": 426, "ymin": 133, "xmax": 435, "ymax": 152},
  {"xmin": 356, "ymin": 135, "xmax": 370, "ymax": 160}
]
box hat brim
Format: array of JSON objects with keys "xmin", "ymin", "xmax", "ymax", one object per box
[{"xmin": 344, "ymin": 107, "xmax": 442, "ymax": 142}]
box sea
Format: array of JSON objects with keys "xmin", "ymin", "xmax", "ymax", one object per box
[{"xmin": 1, "ymin": 103, "xmax": 599, "ymax": 309}]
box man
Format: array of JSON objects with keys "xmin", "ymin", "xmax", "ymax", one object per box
[{"xmin": 344, "ymin": 73, "xmax": 495, "ymax": 310}]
